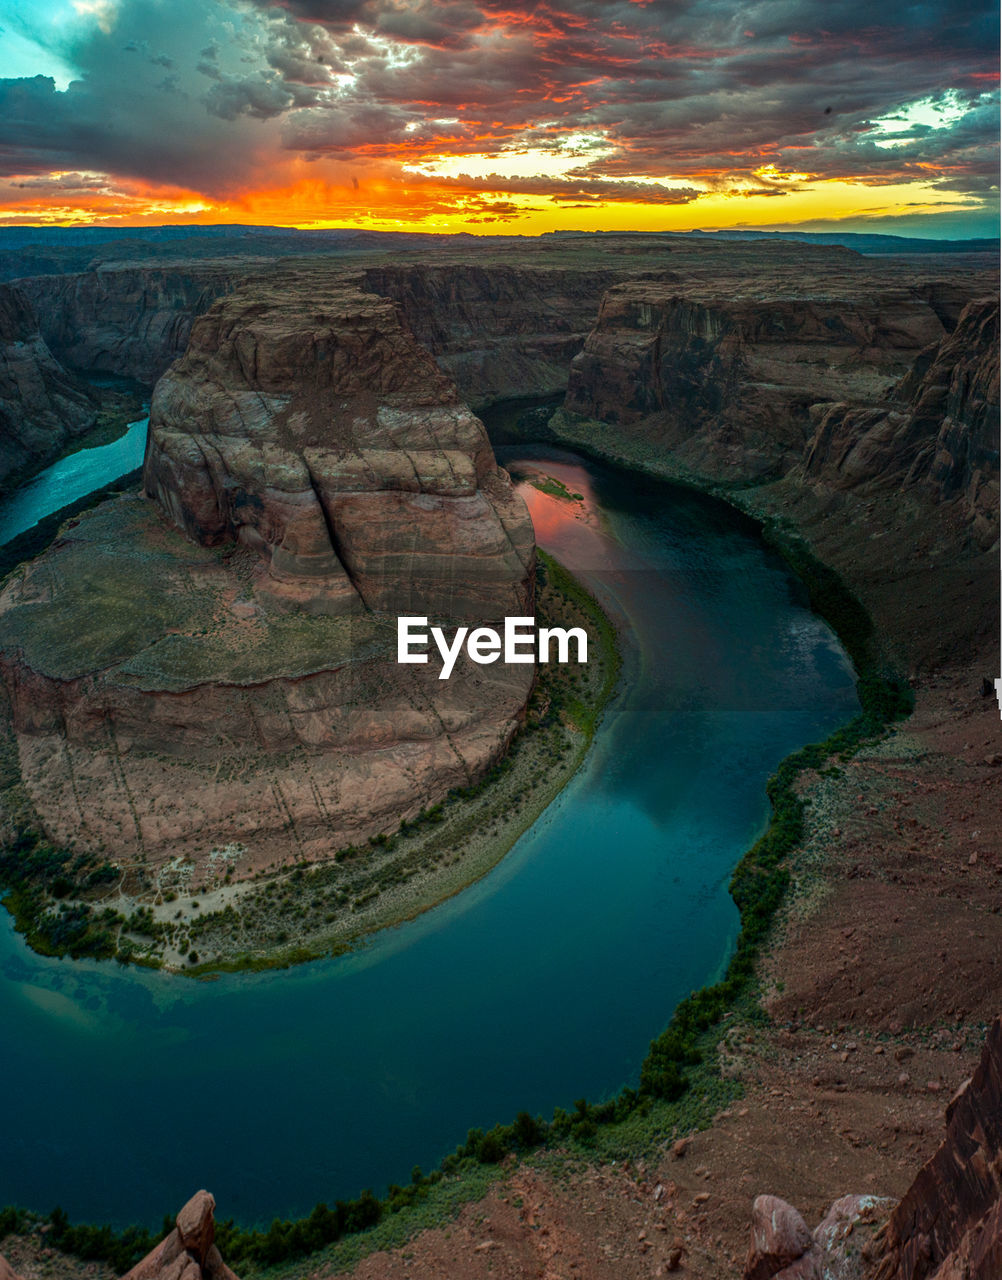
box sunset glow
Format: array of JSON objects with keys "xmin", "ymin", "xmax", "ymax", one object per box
[{"xmin": 0, "ymin": 0, "xmax": 997, "ymax": 236}]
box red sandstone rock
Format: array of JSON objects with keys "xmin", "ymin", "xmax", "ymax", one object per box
[
  {"xmin": 0, "ymin": 1255, "xmax": 24, "ymax": 1280},
  {"xmin": 0, "ymin": 282, "xmax": 96, "ymax": 490},
  {"xmin": 744, "ymin": 1195, "xmax": 814, "ymax": 1280},
  {"xmin": 144, "ymin": 269, "xmax": 533, "ymax": 618},
  {"xmin": 360, "ymin": 263, "xmax": 621, "ymax": 406},
  {"xmin": 869, "ymin": 1016, "xmax": 1002, "ymax": 1280},
  {"xmin": 122, "ymin": 1191, "xmax": 237, "ymax": 1280},
  {"xmin": 804, "ymin": 298, "xmax": 999, "ymax": 550},
  {"xmin": 0, "ymin": 265, "xmax": 536, "ymax": 886},
  {"xmin": 562, "ymin": 253, "xmax": 951, "ymax": 483},
  {"xmin": 18, "ymin": 265, "xmax": 239, "ymax": 385}
]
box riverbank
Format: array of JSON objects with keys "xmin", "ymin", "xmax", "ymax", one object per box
[
  {"xmin": 0, "ymin": 536, "xmax": 621, "ymax": 975},
  {"xmin": 1, "ymin": 443, "xmax": 874, "ymax": 1268},
  {"xmin": 158, "ymin": 548, "xmax": 622, "ymax": 974},
  {"xmin": 305, "ymin": 421, "xmax": 997, "ymax": 1278},
  {"xmin": 0, "ymin": 377, "xmax": 146, "ymax": 501}
]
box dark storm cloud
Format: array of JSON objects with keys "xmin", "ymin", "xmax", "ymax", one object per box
[
  {"xmin": 414, "ymin": 171, "xmax": 702, "ymax": 202},
  {"xmin": 255, "ymin": 0, "xmax": 998, "ymax": 198},
  {"xmin": 0, "ymin": 0, "xmax": 997, "ymax": 207}
]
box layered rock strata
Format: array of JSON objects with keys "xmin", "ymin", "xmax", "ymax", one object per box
[
  {"xmin": 0, "ymin": 282, "xmax": 97, "ymax": 491},
  {"xmin": 144, "ymin": 271, "xmax": 534, "ymax": 617},
  {"xmin": 563, "ymin": 272, "xmax": 950, "ymax": 482},
  {"xmin": 805, "ymin": 297, "xmax": 999, "ymax": 549},
  {"xmin": 17, "ymin": 264, "xmax": 241, "ymax": 385},
  {"xmin": 0, "ymin": 270, "xmax": 535, "ymax": 877},
  {"xmin": 361, "ymin": 264, "xmax": 621, "ymax": 406}
]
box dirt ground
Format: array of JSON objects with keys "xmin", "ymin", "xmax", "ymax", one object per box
[{"xmin": 316, "ymin": 664, "xmax": 1001, "ymax": 1280}]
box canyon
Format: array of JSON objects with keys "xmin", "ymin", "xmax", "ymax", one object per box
[{"xmin": 0, "ymin": 230, "xmax": 998, "ymax": 1276}]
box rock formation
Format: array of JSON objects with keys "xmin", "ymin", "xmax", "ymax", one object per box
[
  {"xmin": 743, "ymin": 1192, "xmax": 894, "ymax": 1280},
  {"xmin": 0, "ymin": 282, "xmax": 97, "ymax": 491},
  {"xmin": 122, "ymin": 1191, "xmax": 238, "ymax": 1280},
  {"xmin": 144, "ymin": 269, "xmax": 534, "ymax": 617},
  {"xmin": 0, "ymin": 266, "xmax": 535, "ymax": 885},
  {"xmin": 805, "ymin": 297, "xmax": 999, "ymax": 549},
  {"xmin": 868, "ymin": 1015, "xmax": 1002, "ymax": 1280},
  {"xmin": 361, "ymin": 264, "xmax": 621, "ymax": 406},
  {"xmin": 562, "ymin": 261, "xmax": 950, "ymax": 482},
  {"xmin": 742, "ymin": 1017, "xmax": 1002, "ymax": 1280}
]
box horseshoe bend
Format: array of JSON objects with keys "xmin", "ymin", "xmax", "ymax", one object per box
[{"xmin": 0, "ymin": 230, "xmax": 999, "ymax": 1280}]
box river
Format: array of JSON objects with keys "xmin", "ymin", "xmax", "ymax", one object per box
[{"xmin": 0, "ymin": 440, "xmax": 859, "ymax": 1227}]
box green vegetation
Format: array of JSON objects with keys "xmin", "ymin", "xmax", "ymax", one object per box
[
  {"xmin": 530, "ymin": 475, "xmax": 584, "ymax": 502},
  {"xmin": 0, "ymin": 500, "xmax": 911, "ymax": 1276},
  {"xmin": 177, "ymin": 547, "xmax": 621, "ymax": 975}
]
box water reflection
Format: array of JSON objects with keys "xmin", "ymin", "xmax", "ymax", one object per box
[{"xmin": 0, "ymin": 448, "xmax": 859, "ymax": 1226}]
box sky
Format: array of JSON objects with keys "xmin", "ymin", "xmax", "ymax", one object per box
[{"xmin": 0, "ymin": 0, "xmax": 997, "ymax": 235}]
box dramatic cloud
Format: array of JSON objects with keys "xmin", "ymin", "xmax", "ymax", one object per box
[{"xmin": 0, "ymin": 0, "xmax": 996, "ymax": 231}]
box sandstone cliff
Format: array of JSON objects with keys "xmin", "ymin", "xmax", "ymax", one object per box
[
  {"xmin": 361, "ymin": 264, "xmax": 620, "ymax": 406},
  {"xmin": 145, "ymin": 268, "xmax": 533, "ymax": 617},
  {"xmin": 869, "ymin": 1015, "xmax": 1002, "ymax": 1280},
  {"xmin": 805, "ymin": 297, "xmax": 999, "ymax": 549},
  {"xmin": 0, "ymin": 266, "xmax": 535, "ymax": 898},
  {"xmin": 17, "ymin": 264, "xmax": 241, "ymax": 385},
  {"xmin": 562, "ymin": 269, "xmax": 947, "ymax": 482},
  {"xmin": 0, "ymin": 282, "xmax": 97, "ymax": 492}
]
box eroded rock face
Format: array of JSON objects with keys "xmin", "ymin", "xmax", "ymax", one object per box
[
  {"xmin": 0, "ymin": 268, "xmax": 535, "ymax": 877},
  {"xmin": 361, "ymin": 264, "xmax": 620, "ymax": 406},
  {"xmin": 804, "ymin": 298, "xmax": 999, "ymax": 549},
  {"xmin": 564, "ymin": 272, "xmax": 946, "ymax": 482},
  {"xmin": 143, "ymin": 270, "xmax": 533, "ymax": 617},
  {"xmin": 869, "ymin": 1015, "xmax": 1002, "ymax": 1280},
  {"xmin": 18, "ymin": 265, "xmax": 239, "ymax": 385},
  {"xmin": 0, "ymin": 282, "xmax": 96, "ymax": 491}
]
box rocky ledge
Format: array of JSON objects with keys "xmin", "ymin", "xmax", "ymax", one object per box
[
  {"xmin": 0, "ymin": 268, "xmax": 535, "ymax": 906},
  {"xmin": 742, "ymin": 1015, "xmax": 1002, "ymax": 1280}
]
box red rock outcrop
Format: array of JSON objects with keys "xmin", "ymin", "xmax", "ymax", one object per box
[
  {"xmin": 563, "ymin": 265, "xmax": 948, "ymax": 482},
  {"xmin": 144, "ymin": 269, "xmax": 533, "ymax": 617},
  {"xmin": 745, "ymin": 1196, "xmax": 815, "ymax": 1279},
  {"xmin": 868, "ymin": 1015, "xmax": 1002, "ymax": 1280},
  {"xmin": 0, "ymin": 1254, "xmax": 24, "ymax": 1280},
  {"xmin": 0, "ymin": 282, "xmax": 97, "ymax": 491},
  {"xmin": 744, "ymin": 1193, "xmax": 893, "ymax": 1280},
  {"xmin": 121, "ymin": 1191, "xmax": 238, "ymax": 1280},
  {"xmin": 742, "ymin": 1018, "xmax": 1002, "ymax": 1280}
]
